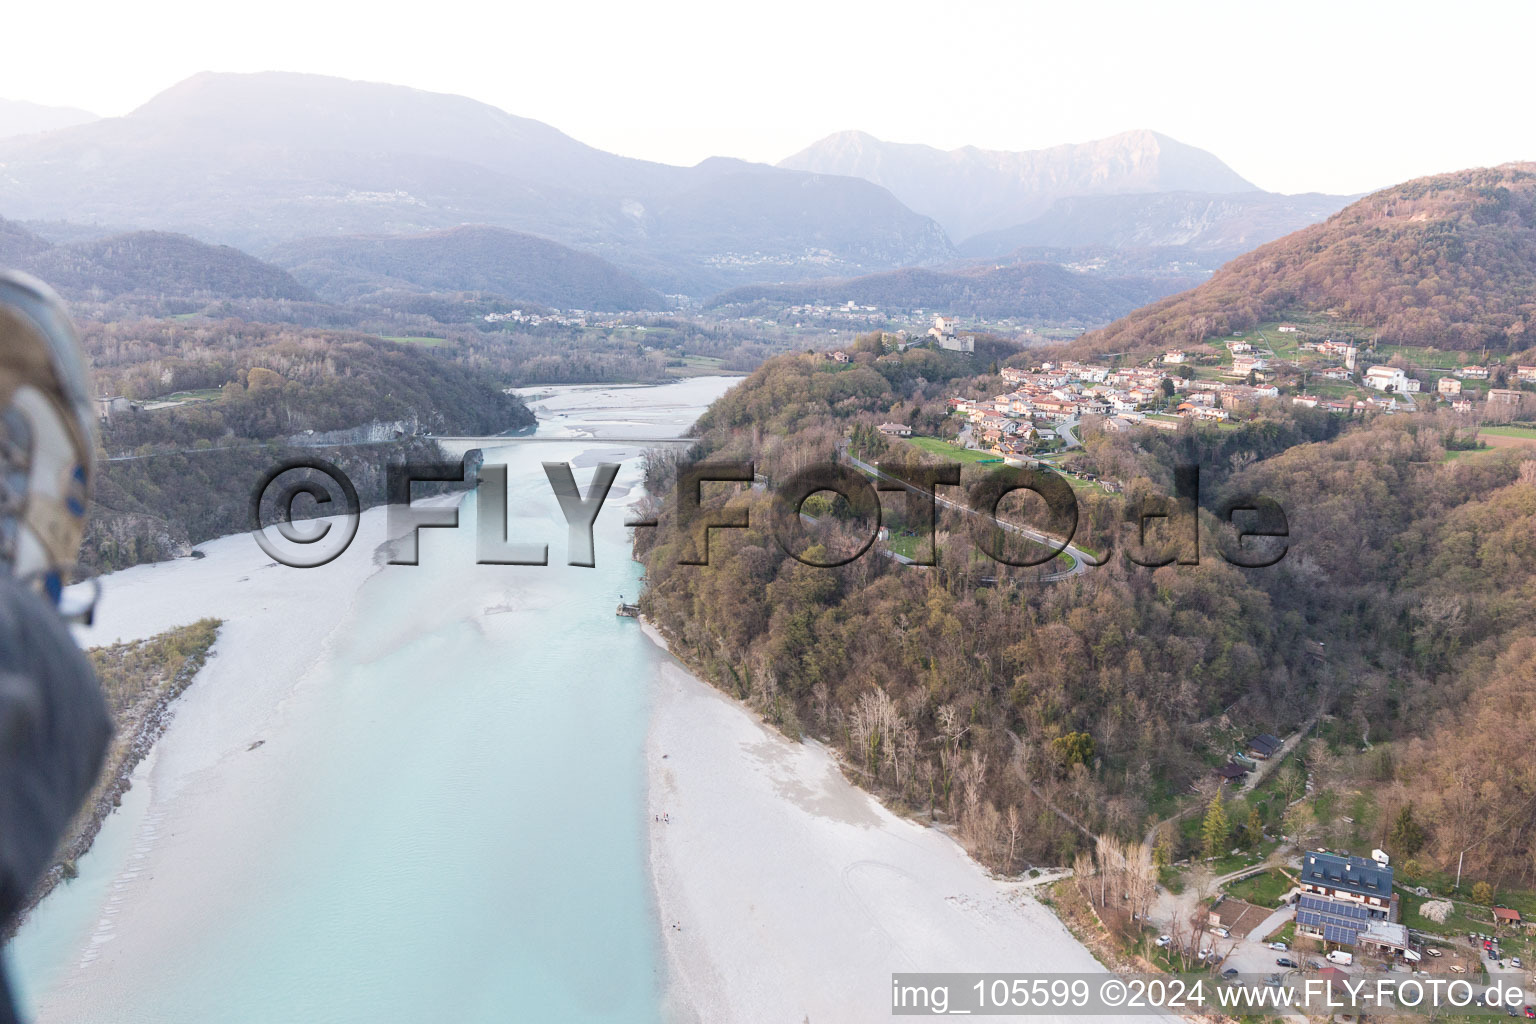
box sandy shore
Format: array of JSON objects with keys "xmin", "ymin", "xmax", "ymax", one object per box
[{"xmin": 639, "ymin": 621, "xmax": 1138, "ymax": 1024}]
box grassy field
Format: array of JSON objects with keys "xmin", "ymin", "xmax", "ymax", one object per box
[
  {"xmin": 1481, "ymin": 425, "xmax": 1536, "ymax": 440},
  {"xmin": 881, "ymin": 525, "xmax": 1074, "ymax": 574},
  {"xmin": 1254, "ymin": 327, "xmax": 1298, "ymax": 360},
  {"xmin": 1307, "ymin": 382, "xmax": 1362, "ymax": 399},
  {"xmin": 1064, "ymin": 474, "xmax": 1114, "ymax": 497},
  {"xmin": 903, "ymin": 435, "xmax": 1005, "ymax": 465},
  {"xmin": 886, "ymin": 532, "xmax": 923, "ymax": 560},
  {"xmin": 153, "ymin": 387, "xmax": 222, "ymax": 404},
  {"xmin": 1223, "ymin": 869, "xmax": 1293, "ymax": 908},
  {"xmin": 1399, "ymin": 892, "xmax": 1488, "ymax": 938},
  {"xmin": 1377, "ymin": 344, "xmax": 1476, "ymax": 368}
]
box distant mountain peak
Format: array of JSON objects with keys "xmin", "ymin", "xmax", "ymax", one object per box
[
  {"xmin": 0, "ymin": 98, "xmax": 98, "ymax": 141},
  {"xmin": 119, "ymin": 70, "xmax": 594, "ymax": 167},
  {"xmin": 778, "ymin": 129, "xmax": 1257, "ymax": 241}
]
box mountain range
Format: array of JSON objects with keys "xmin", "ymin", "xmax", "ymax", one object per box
[
  {"xmin": 780, "ymin": 129, "xmax": 1353, "ymax": 261},
  {"xmin": 0, "ymin": 73, "xmax": 1375, "ymax": 312},
  {"xmin": 779, "ymin": 129, "xmax": 1250, "ymax": 237},
  {"xmin": 0, "ymin": 72, "xmax": 952, "ymax": 296},
  {"xmin": 709, "ymin": 263, "xmax": 1191, "ymax": 324}
]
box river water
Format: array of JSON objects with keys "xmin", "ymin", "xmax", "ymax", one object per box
[{"xmin": 6, "ymin": 376, "xmax": 737, "ymax": 1023}]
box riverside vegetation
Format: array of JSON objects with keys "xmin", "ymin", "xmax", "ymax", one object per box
[
  {"xmin": 635, "ymin": 166, "xmax": 1536, "ymax": 893},
  {"xmin": 79, "ymin": 320, "xmax": 536, "ymax": 573}
]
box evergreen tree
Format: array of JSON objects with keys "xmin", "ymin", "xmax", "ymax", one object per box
[
  {"xmin": 1389, "ymin": 805, "xmax": 1427, "ymax": 856},
  {"xmin": 1201, "ymin": 793, "xmax": 1230, "ymax": 859},
  {"xmin": 1153, "ymin": 825, "xmax": 1174, "ymax": 868},
  {"xmin": 1052, "ymin": 731, "xmax": 1095, "ymax": 769}
]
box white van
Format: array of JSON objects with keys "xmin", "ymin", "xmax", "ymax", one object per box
[{"xmin": 1326, "ymin": 950, "xmax": 1354, "ymax": 966}]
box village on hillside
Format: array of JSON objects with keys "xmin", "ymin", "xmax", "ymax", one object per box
[{"xmin": 915, "ymin": 315, "xmax": 1536, "ymax": 467}]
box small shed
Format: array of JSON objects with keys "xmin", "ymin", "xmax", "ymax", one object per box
[{"xmin": 1215, "ymin": 763, "xmax": 1250, "ymax": 784}]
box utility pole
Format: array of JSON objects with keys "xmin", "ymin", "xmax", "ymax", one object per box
[{"xmin": 1456, "ymin": 850, "xmax": 1464, "ymax": 892}]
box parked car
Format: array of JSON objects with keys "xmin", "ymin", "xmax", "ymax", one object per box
[
  {"xmin": 1198, "ymin": 948, "xmax": 1213, "ymax": 962},
  {"xmin": 1515, "ymin": 957, "xmax": 1524, "ymax": 969},
  {"xmin": 1277, "ymin": 958, "xmax": 1298, "ymax": 968},
  {"xmin": 1309, "ymin": 960, "xmax": 1326, "ymax": 970},
  {"xmin": 1523, "ymin": 1007, "xmax": 1533, "ymax": 1019},
  {"xmin": 1223, "ymin": 968, "xmax": 1239, "ymax": 978},
  {"xmin": 1450, "ymin": 965, "xmax": 1467, "ymax": 974},
  {"xmin": 1426, "ymin": 948, "xmax": 1443, "ymax": 958},
  {"xmin": 1155, "ymin": 935, "xmax": 1171, "ymax": 948},
  {"xmin": 1269, "ymin": 942, "xmax": 1289, "ymax": 952},
  {"xmin": 1212, "ymin": 927, "xmax": 1230, "ymax": 938},
  {"xmin": 1326, "ymin": 950, "xmax": 1354, "ymax": 966}
]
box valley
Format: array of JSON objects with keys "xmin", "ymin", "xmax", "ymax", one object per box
[{"xmin": 3, "ymin": 33, "xmax": 1536, "ymax": 1023}]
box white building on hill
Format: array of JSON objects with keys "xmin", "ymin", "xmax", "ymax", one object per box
[{"xmin": 1363, "ymin": 365, "xmax": 1421, "ymax": 393}]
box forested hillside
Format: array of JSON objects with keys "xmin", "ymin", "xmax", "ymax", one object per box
[
  {"xmin": 268, "ymin": 226, "xmax": 665, "ymax": 310},
  {"xmin": 1209, "ymin": 421, "xmax": 1536, "ymax": 880},
  {"xmin": 0, "ymin": 221, "xmax": 315, "ymax": 302},
  {"xmin": 637, "ymin": 339, "xmax": 1536, "ymax": 889},
  {"xmin": 80, "ymin": 320, "xmax": 535, "ymax": 572},
  {"xmin": 636, "ymin": 342, "xmax": 1326, "ymax": 868},
  {"xmin": 0, "ymin": 216, "xmax": 53, "ymax": 262},
  {"xmin": 708, "ymin": 263, "xmax": 1192, "ymax": 323},
  {"xmin": 34, "ymin": 231, "xmax": 315, "ymax": 301},
  {"xmin": 1069, "ymin": 164, "xmax": 1536, "ymax": 357}
]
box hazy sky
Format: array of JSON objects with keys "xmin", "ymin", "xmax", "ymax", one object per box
[{"xmin": 4, "ymin": 0, "xmax": 1530, "ymax": 196}]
